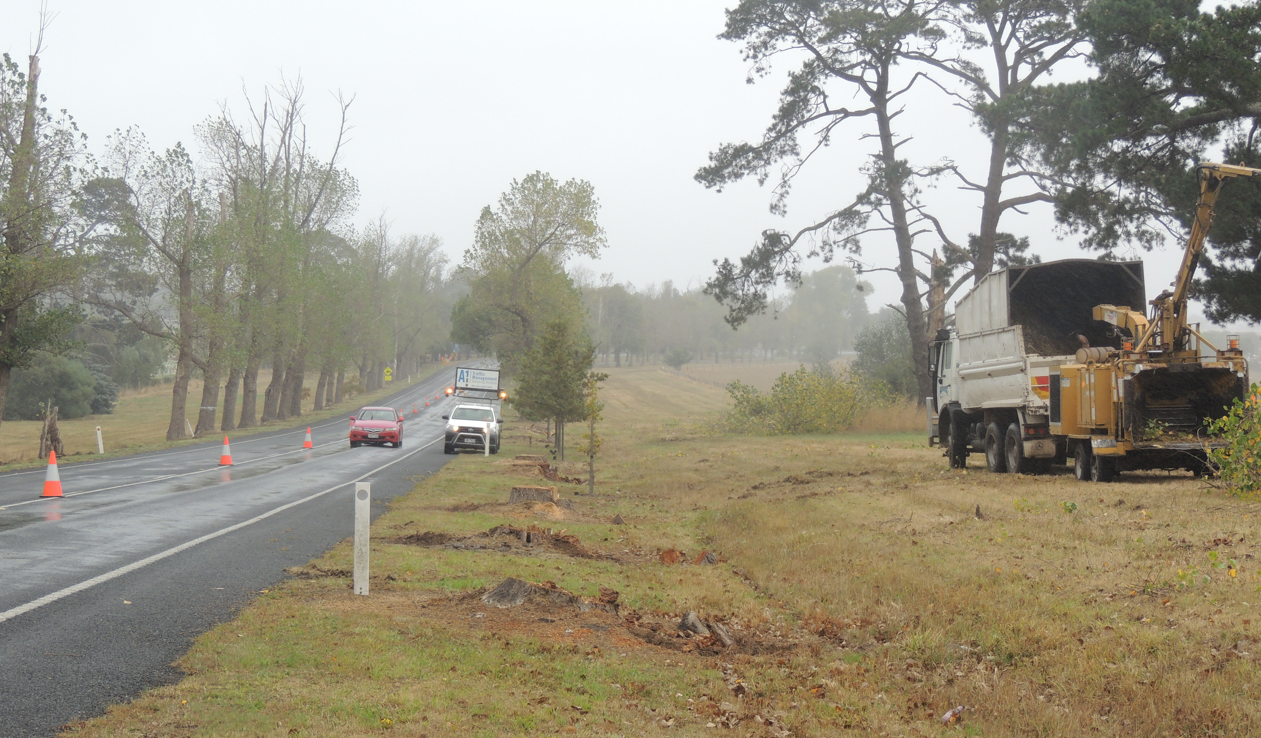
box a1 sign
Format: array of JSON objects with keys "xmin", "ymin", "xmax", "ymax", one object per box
[{"xmin": 455, "ymin": 366, "xmax": 500, "ymax": 392}]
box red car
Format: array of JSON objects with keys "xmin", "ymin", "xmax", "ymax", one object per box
[{"xmin": 349, "ymin": 406, "xmax": 404, "ymax": 448}]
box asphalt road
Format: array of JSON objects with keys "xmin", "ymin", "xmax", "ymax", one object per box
[{"xmin": 0, "ymin": 367, "xmax": 482, "ymax": 737}]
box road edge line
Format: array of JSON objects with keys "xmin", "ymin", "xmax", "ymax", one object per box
[{"xmin": 0, "ymin": 435, "xmax": 443, "ymax": 624}]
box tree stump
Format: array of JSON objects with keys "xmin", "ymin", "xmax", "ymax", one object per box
[
  {"xmin": 481, "ymin": 577, "xmax": 580, "ymax": 609},
  {"xmin": 38, "ymin": 405, "xmax": 64, "ymax": 460},
  {"xmin": 509, "ymin": 485, "xmax": 559, "ymax": 504}
]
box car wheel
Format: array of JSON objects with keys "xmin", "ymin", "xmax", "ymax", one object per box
[
  {"xmin": 1003, "ymin": 422, "xmax": 1025, "ymax": 474},
  {"xmin": 396, "ymin": 438, "xmax": 403, "ymax": 449},
  {"xmin": 1074, "ymin": 443, "xmax": 1091, "ymax": 481},
  {"xmin": 491, "ymin": 442, "xmax": 499, "ymax": 454},
  {"xmin": 350, "ymin": 441, "xmax": 360, "ymax": 448},
  {"xmin": 984, "ymin": 422, "xmax": 1007, "ymax": 473},
  {"xmin": 1090, "ymin": 453, "xmax": 1116, "ymax": 483},
  {"xmin": 947, "ymin": 411, "xmax": 968, "ymax": 469},
  {"xmin": 443, "ymin": 443, "xmax": 454, "ymax": 455}
]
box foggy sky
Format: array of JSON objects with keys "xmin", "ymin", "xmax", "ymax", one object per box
[{"xmin": 0, "ymin": 1, "xmax": 1234, "ymax": 328}]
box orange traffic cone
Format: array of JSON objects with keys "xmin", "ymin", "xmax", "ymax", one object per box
[
  {"xmin": 219, "ymin": 436, "xmax": 233, "ymax": 466},
  {"xmin": 413, "ymin": 403, "xmax": 418, "ymax": 414},
  {"xmin": 303, "ymin": 428, "xmax": 313, "ymax": 449},
  {"xmin": 41, "ymin": 450, "xmax": 64, "ymax": 498},
  {"xmin": 425, "ymin": 401, "xmax": 429, "ymax": 407}
]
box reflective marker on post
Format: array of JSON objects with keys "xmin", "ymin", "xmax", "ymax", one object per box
[{"xmin": 353, "ymin": 482, "xmax": 370, "ymax": 596}]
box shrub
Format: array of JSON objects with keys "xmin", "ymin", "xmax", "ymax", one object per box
[
  {"xmin": 1207, "ymin": 384, "xmax": 1261, "ymax": 495},
  {"xmin": 853, "ymin": 317, "xmax": 917, "ymax": 399},
  {"xmin": 3, "ymin": 353, "xmax": 98, "ymax": 420},
  {"xmin": 88, "ymin": 363, "xmax": 120, "ymax": 415},
  {"xmin": 723, "ymin": 363, "xmax": 896, "ymax": 435},
  {"xmin": 664, "ymin": 348, "xmax": 693, "ymax": 370}
]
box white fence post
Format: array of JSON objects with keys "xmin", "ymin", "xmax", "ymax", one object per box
[
  {"xmin": 95, "ymin": 426, "xmax": 104, "ymax": 455},
  {"xmin": 354, "ymin": 482, "xmax": 370, "ymax": 596}
]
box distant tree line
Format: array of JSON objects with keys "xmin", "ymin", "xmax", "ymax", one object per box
[{"xmin": 579, "ymin": 264, "xmax": 873, "ymax": 369}]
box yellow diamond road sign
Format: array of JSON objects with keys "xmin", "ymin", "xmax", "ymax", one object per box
[{"xmin": 384, "ymin": 367, "xmax": 393, "ymax": 382}]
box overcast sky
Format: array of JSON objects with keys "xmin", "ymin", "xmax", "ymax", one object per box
[{"xmin": 1, "ymin": 1, "xmax": 1242, "ymax": 329}]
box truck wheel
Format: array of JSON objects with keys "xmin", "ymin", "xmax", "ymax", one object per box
[
  {"xmin": 1090, "ymin": 453, "xmax": 1116, "ymax": 483},
  {"xmin": 1003, "ymin": 422, "xmax": 1026, "ymax": 474},
  {"xmin": 443, "ymin": 443, "xmax": 454, "ymax": 455},
  {"xmin": 984, "ymin": 422, "xmax": 1007, "ymax": 473},
  {"xmin": 948, "ymin": 411, "xmax": 969, "ymax": 469},
  {"xmin": 1073, "ymin": 443, "xmax": 1091, "ymax": 481}
]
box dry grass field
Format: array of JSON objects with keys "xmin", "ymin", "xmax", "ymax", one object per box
[
  {"xmin": 665, "ymin": 358, "xmax": 849, "ymax": 393},
  {"xmin": 0, "ymin": 367, "xmax": 443, "ymax": 468},
  {"xmin": 61, "ymin": 364, "xmax": 1261, "ymax": 736}
]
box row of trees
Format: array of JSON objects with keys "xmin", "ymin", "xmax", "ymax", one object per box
[
  {"xmin": 581, "ymin": 264, "xmax": 873, "ymax": 367},
  {"xmin": 0, "ymin": 44, "xmax": 458, "ymax": 438},
  {"xmin": 699, "ymin": 0, "xmax": 1261, "ymax": 401}
]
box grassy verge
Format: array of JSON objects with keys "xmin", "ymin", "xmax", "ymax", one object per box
[
  {"xmin": 0, "ymin": 365, "xmax": 447, "ymax": 470},
  {"xmin": 62, "ymin": 365, "xmax": 1261, "ymax": 736}
]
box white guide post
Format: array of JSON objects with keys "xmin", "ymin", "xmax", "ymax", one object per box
[
  {"xmin": 353, "ymin": 482, "xmax": 370, "ymax": 596},
  {"xmin": 485, "ymin": 430, "xmax": 490, "ymax": 457},
  {"xmin": 95, "ymin": 426, "xmax": 104, "ymax": 455}
]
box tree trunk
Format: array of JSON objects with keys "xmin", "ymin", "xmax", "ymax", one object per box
[
  {"xmin": 0, "ymin": 362, "xmax": 10, "ymax": 435},
  {"xmin": 261, "ymin": 342, "xmax": 286, "ymax": 422},
  {"xmin": 221, "ymin": 367, "xmax": 241, "ymax": 431},
  {"xmin": 238, "ymin": 349, "xmax": 262, "ymax": 428},
  {"xmin": 873, "ymin": 69, "xmax": 933, "ymax": 405},
  {"xmin": 166, "ymin": 345, "xmax": 192, "ymax": 440},
  {"xmin": 286, "ymin": 348, "xmax": 306, "ymax": 417},
  {"xmin": 277, "ymin": 351, "xmax": 296, "ymax": 422},
  {"xmin": 312, "ymin": 367, "xmax": 328, "ymax": 411},
  {"xmin": 972, "ymin": 124, "xmax": 1010, "ymax": 281},
  {"xmin": 167, "ymin": 203, "xmax": 198, "ymax": 441},
  {"xmin": 334, "ymin": 368, "xmax": 345, "ymax": 404},
  {"xmin": 194, "ymin": 365, "xmax": 221, "ymax": 436},
  {"xmin": 587, "ymin": 414, "xmax": 595, "ymax": 496}
]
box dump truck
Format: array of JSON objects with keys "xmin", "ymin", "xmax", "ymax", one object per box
[
  {"xmin": 929, "ymin": 162, "xmax": 1254, "ymax": 481},
  {"xmin": 929, "ymin": 259, "xmax": 1148, "ymax": 473}
]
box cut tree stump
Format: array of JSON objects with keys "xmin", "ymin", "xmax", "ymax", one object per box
[
  {"xmin": 481, "ymin": 577, "xmax": 581, "ymax": 609},
  {"xmin": 509, "ymin": 485, "xmax": 559, "ymax": 504}
]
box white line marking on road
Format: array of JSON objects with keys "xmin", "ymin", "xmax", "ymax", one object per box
[
  {"xmin": 0, "ymin": 435, "xmax": 443, "ymax": 624},
  {"xmin": 0, "ymin": 439, "xmax": 349, "ymax": 510}
]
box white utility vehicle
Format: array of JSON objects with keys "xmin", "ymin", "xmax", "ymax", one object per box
[{"xmin": 442, "ymin": 404, "xmax": 503, "ymax": 454}]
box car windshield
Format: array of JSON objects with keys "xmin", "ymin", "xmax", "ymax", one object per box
[
  {"xmin": 451, "ymin": 407, "xmax": 494, "ymax": 422},
  {"xmin": 358, "ymin": 410, "xmax": 396, "ymax": 421}
]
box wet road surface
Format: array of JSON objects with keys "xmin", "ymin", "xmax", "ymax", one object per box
[{"xmin": 0, "ymin": 369, "xmax": 478, "ymax": 737}]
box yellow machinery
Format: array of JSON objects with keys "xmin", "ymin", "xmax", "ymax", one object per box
[{"xmin": 1051, "ymin": 163, "xmax": 1253, "ymax": 481}]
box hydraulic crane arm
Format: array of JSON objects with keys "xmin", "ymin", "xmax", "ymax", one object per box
[{"xmin": 1138, "ymin": 162, "xmax": 1261, "ymax": 353}]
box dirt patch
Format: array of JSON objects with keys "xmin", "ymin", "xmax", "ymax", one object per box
[
  {"xmin": 353, "ymin": 578, "xmax": 801, "ymax": 658},
  {"xmin": 387, "ymin": 524, "xmax": 618, "ymax": 561},
  {"xmin": 284, "ymin": 564, "xmax": 352, "ymax": 579}
]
